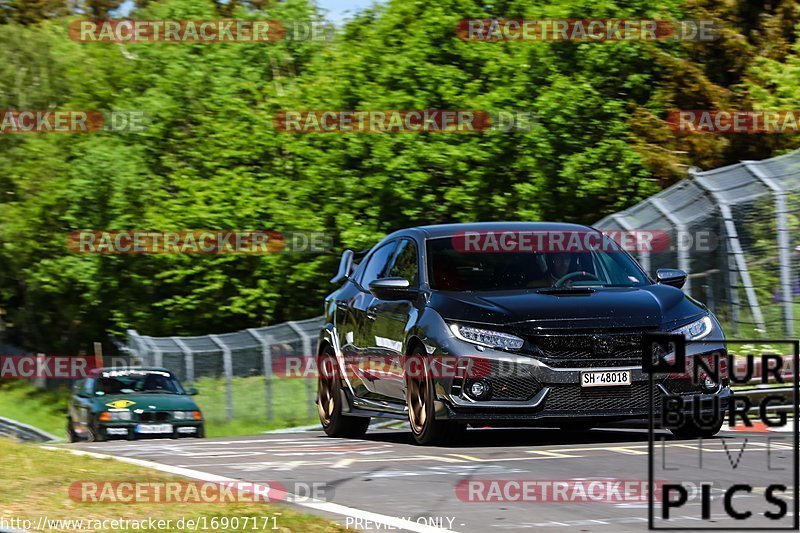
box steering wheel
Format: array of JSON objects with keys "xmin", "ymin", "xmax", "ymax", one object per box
[{"xmin": 553, "ymin": 270, "xmax": 600, "ymax": 287}]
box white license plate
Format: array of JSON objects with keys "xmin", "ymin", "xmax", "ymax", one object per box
[
  {"xmin": 135, "ymin": 423, "xmax": 173, "ymax": 434},
  {"xmin": 580, "ymin": 370, "xmax": 631, "ymax": 387}
]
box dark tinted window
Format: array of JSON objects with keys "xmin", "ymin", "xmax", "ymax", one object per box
[
  {"xmin": 94, "ymin": 370, "xmax": 185, "ymax": 395},
  {"xmin": 360, "ymin": 242, "xmax": 398, "ymax": 287},
  {"xmin": 426, "ymin": 235, "xmax": 648, "ymax": 291},
  {"xmin": 387, "ymin": 239, "xmax": 418, "ymax": 285}
]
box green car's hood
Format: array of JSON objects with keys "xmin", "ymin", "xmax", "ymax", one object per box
[{"xmin": 91, "ymin": 393, "xmax": 199, "ymax": 412}]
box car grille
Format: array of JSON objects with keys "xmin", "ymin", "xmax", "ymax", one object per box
[
  {"xmin": 485, "ymin": 373, "xmax": 542, "ymax": 401},
  {"xmin": 545, "ymin": 382, "xmax": 653, "ymax": 411},
  {"xmin": 523, "ymin": 331, "xmax": 650, "ymax": 368},
  {"xmin": 137, "ymin": 411, "xmax": 170, "ymax": 422}
]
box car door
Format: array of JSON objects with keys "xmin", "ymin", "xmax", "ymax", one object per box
[
  {"xmin": 368, "ymin": 238, "xmax": 420, "ymax": 401},
  {"xmin": 347, "ymin": 240, "xmax": 399, "ymax": 400}
]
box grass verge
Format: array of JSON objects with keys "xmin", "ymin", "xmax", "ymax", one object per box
[
  {"xmin": 0, "ymin": 438, "xmax": 344, "ymax": 532},
  {"xmin": 0, "ymin": 379, "xmax": 68, "ymax": 438}
]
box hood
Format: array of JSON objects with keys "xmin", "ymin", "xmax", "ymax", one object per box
[
  {"xmin": 93, "ymin": 393, "xmax": 199, "ymax": 412},
  {"xmin": 430, "ymin": 284, "xmax": 706, "ymax": 330}
]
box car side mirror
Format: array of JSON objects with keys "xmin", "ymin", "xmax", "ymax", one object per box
[
  {"xmin": 656, "ymin": 268, "xmax": 687, "ymax": 289},
  {"xmin": 78, "ymin": 391, "xmax": 91, "ymax": 399},
  {"xmin": 187, "ymin": 387, "xmax": 198, "ymax": 396},
  {"xmin": 368, "ymin": 277, "xmax": 416, "ymax": 300}
]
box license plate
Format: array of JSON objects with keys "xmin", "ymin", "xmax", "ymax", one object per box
[
  {"xmin": 135, "ymin": 423, "xmax": 173, "ymax": 434},
  {"xmin": 580, "ymin": 370, "xmax": 631, "ymax": 387}
]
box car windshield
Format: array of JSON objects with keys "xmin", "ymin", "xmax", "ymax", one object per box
[
  {"xmin": 93, "ymin": 370, "xmax": 185, "ymax": 395},
  {"xmin": 426, "ymin": 233, "xmax": 650, "ymax": 291}
]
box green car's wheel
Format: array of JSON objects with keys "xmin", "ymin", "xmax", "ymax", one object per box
[{"xmin": 66, "ymin": 418, "xmax": 79, "ymax": 443}]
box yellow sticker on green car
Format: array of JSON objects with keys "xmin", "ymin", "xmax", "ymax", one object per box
[{"xmin": 105, "ymin": 400, "xmax": 135, "ymax": 409}]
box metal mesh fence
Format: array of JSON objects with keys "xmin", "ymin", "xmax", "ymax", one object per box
[
  {"xmin": 126, "ymin": 317, "xmax": 324, "ymax": 426},
  {"xmin": 596, "ymin": 148, "xmax": 800, "ymax": 337}
]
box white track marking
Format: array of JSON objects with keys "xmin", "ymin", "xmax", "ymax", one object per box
[{"xmin": 41, "ymin": 446, "xmax": 460, "ymax": 533}]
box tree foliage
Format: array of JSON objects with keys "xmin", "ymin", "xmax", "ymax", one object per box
[{"xmin": 0, "ymin": 0, "xmax": 798, "ymax": 352}]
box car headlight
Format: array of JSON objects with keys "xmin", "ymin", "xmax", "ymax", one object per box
[
  {"xmin": 672, "ymin": 316, "xmax": 714, "ymax": 340},
  {"xmin": 102, "ymin": 411, "xmax": 132, "ymax": 421},
  {"xmin": 174, "ymin": 411, "xmax": 201, "ymax": 420},
  {"xmin": 449, "ymin": 324, "xmax": 524, "ymax": 350}
]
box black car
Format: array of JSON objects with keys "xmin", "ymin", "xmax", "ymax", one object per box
[{"xmin": 317, "ymin": 222, "xmax": 729, "ymax": 445}]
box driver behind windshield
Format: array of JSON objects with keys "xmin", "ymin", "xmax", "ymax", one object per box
[{"xmin": 546, "ymin": 252, "xmax": 573, "ymax": 283}]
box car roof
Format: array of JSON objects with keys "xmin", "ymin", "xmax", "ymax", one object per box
[
  {"xmin": 386, "ymin": 222, "xmax": 595, "ymax": 240},
  {"xmin": 89, "ymin": 366, "xmax": 173, "ymax": 376}
]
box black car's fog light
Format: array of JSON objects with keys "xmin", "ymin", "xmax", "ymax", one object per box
[
  {"xmin": 467, "ymin": 379, "xmax": 492, "ymax": 400},
  {"xmin": 701, "ymin": 374, "xmax": 718, "ymax": 391}
]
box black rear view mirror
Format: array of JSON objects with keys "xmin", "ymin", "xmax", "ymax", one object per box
[
  {"xmin": 368, "ymin": 277, "xmax": 417, "ymax": 300},
  {"xmin": 656, "ymin": 268, "xmax": 687, "ymax": 289}
]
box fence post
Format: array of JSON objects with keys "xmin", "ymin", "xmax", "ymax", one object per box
[
  {"xmin": 209, "ymin": 335, "xmax": 234, "ymax": 422},
  {"xmin": 247, "ymin": 328, "xmax": 273, "ymax": 422},
  {"xmin": 650, "ymin": 197, "xmax": 691, "ymax": 294},
  {"xmin": 287, "ymin": 321, "xmax": 315, "ymax": 419},
  {"xmin": 126, "ymin": 329, "xmax": 148, "ymax": 365},
  {"xmin": 745, "ymin": 162, "xmax": 795, "ymax": 336},
  {"xmin": 173, "ymin": 337, "xmax": 194, "ymax": 386},
  {"xmin": 143, "ymin": 336, "xmax": 163, "ymax": 367}
]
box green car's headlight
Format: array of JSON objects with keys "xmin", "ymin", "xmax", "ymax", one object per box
[
  {"xmin": 449, "ymin": 324, "xmax": 524, "ymax": 350},
  {"xmin": 173, "ymin": 411, "xmax": 201, "ymax": 420},
  {"xmin": 100, "ymin": 411, "xmax": 132, "ymax": 421},
  {"xmin": 672, "ymin": 316, "xmax": 714, "ymax": 340}
]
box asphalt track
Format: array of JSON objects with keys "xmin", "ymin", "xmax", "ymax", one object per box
[{"xmin": 67, "ymin": 422, "xmax": 797, "ymax": 533}]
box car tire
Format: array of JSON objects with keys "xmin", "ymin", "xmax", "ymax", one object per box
[
  {"xmin": 317, "ymin": 348, "xmax": 370, "ymax": 438},
  {"xmin": 669, "ymin": 416, "xmax": 724, "ymax": 439},
  {"xmin": 67, "ymin": 418, "xmax": 79, "ymax": 443},
  {"xmin": 406, "ymin": 349, "xmax": 464, "ymax": 446},
  {"xmin": 87, "ymin": 419, "xmax": 105, "ymax": 442},
  {"xmin": 196, "ymin": 425, "xmax": 205, "ymax": 438}
]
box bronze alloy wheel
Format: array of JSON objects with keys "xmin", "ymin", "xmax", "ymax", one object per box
[
  {"xmin": 317, "ymin": 348, "xmax": 370, "ymax": 438},
  {"xmin": 317, "ymin": 354, "xmax": 336, "ymax": 426},
  {"xmin": 406, "ymin": 348, "xmax": 466, "ymax": 445},
  {"xmin": 406, "ymin": 354, "xmax": 429, "ymax": 435}
]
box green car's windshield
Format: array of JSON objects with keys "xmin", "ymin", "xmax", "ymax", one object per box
[
  {"xmin": 426, "ymin": 234, "xmax": 650, "ymax": 291},
  {"xmin": 93, "ymin": 369, "xmax": 185, "ymax": 395}
]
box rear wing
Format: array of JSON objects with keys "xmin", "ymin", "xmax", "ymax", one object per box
[{"xmin": 330, "ymin": 249, "xmax": 369, "ymax": 284}]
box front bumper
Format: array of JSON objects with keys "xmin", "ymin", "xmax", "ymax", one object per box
[
  {"xmin": 99, "ymin": 420, "xmax": 204, "ymax": 439},
  {"xmin": 429, "ymin": 336, "xmax": 731, "ymax": 425}
]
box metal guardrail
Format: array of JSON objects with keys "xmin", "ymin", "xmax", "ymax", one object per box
[
  {"xmin": 127, "ymin": 317, "xmax": 325, "ymax": 422},
  {"xmin": 0, "ymin": 416, "xmax": 60, "ymax": 443}
]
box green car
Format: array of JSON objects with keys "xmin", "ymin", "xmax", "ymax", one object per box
[{"xmin": 67, "ymin": 367, "xmax": 205, "ymax": 442}]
